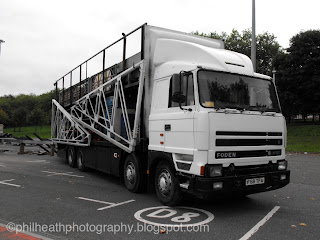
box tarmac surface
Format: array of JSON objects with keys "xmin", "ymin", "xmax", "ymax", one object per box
[{"xmin": 0, "ymin": 143, "xmax": 319, "ymax": 240}]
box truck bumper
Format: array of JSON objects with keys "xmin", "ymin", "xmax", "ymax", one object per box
[{"xmin": 186, "ymin": 170, "xmax": 290, "ymax": 198}]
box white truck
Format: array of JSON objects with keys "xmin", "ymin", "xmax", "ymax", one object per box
[{"xmin": 52, "ymin": 24, "xmax": 290, "ymax": 205}]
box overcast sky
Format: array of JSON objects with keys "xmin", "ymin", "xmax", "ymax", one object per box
[{"xmin": 0, "ymin": 0, "xmax": 319, "ymax": 96}]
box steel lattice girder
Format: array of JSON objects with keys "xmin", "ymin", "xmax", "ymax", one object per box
[
  {"xmin": 51, "ymin": 99, "xmax": 91, "ymax": 146},
  {"xmin": 51, "ymin": 60, "xmax": 145, "ymax": 150}
]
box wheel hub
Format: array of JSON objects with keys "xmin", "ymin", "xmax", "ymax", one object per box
[
  {"xmin": 158, "ymin": 170, "xmax": 172, "ymax": 195},
  {"xmin": 68, "ymin": 154, "xmax": 72, "ymax": 165},
  {"xmin": 126, "ymin": 163, "xmax": 136, "ymax": 183},
  {"xmin": 77, "ymin": 154, "xmax": 82, "ymax": 167}
]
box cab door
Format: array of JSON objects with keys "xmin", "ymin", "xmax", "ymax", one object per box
[{"xmin": 164, "ymin": 72, "xmax": 195, "ymax": 155}]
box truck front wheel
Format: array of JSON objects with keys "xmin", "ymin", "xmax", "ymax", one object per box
[
  {"xmin": 124, "ymin": 154, "xmax": 146, "ymax": 193},
  {"xmin": 155, "ymin": 161, "xmax": 182, "ymax": 206}
]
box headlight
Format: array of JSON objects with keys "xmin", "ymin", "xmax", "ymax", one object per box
[
  {"xmin": 207, "ymin": 165, "xmax": 223, "ymax": 177},
  {"xmin": 278, "ymin": 160, "xmax": 287, "ymax": 170}
]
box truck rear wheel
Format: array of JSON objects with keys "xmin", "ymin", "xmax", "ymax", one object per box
[
  {"xmin": 155, "ymin": 161, "xmax": 182, "ymax": 206},
  {"xmin": 77, "ymin": 148, "xmax": 86, "ymax": 172},
  {"xmin": 67, "ymin": 147, "xmax": 77, "ymax": 168},
  {"xmin": 124, "ymin": 154, "xmax": 146, "ymax": 193}
]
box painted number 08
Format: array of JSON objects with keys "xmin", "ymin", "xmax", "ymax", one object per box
[{"xmin": 147, "ymin": 209, "xmax": 200, "ymax": 223}]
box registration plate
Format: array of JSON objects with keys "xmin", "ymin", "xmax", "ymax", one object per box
[{"xmin": 245, "ymin": 177, "xmax": 265, "ymax": 186}]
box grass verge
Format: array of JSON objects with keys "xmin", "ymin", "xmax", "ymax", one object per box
[
  {"xmin": 4, "ymin": 125, "xmax": 51, "ymax": 139},
  {"xmin": 287, "ymin": 124, "xmax": 320, "ymax": 153}
]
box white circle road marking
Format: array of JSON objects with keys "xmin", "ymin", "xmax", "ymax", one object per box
[{"xmin": 134, "ymin": 206, "xmax": 214, "ymax": 227}]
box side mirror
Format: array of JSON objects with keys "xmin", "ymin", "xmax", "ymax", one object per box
[
  {"xmin": 172, "ymin": 92, "xmax": 186, "ymax": 103},
  {"xmin": 172, "ymin": 73, "xmax": 181, "ymax": 92},
  {"xmin": 171, "ymin": 73, "xmax": 186, "ymax": 103}
]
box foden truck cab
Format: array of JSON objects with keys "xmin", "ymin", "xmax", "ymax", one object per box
[{"xmin": 52, "ymin": 24, "xmax": 290, "ymax": 206}]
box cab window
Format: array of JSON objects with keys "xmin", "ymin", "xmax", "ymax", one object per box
[{"xmin": 169, "ymin": 73, "xmax": 195, "ymax": 107}]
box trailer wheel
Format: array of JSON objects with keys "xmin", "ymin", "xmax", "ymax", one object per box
[
  {"xmin": 67, "ymin": 147, "xmax": 77, "ymax": 168},
  {"xmin": 155, "ymin": 161, "xmax": 182, "ymax": 206},
  {"xmin": 124, "ymin": 154, "xmax": 146, "ymax": 193},
  {"xmin": 77, "ymin": 148, "xmax": 86, "ymax": 172}
]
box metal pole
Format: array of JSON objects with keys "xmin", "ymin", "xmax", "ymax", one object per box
[
  {"xmin": 122, "ymin": 33, "xmax": 126, "ymax": 71},
  {"xmin": 103, "ymin": 50, "xmax": 105, "ymax": 83},
  {"xmin": 86, "ymin": 61, "xmax": 88, "ymax": 79},
  {"xmin": 251, "ymin": 0, "xmax": 256, "ymax": 72},
  {"xmin": 272, "ymin": 69, "xmax": 277, "ymax": 85},
  {"xmin": 62, "ymin": 77, "xmax": 65, "ymax": 106},
  {"xmin": 54, "ymin": 83, "xmax": 58, "ymax": 101},
  {"xmin": 79, "ymin": 65, "xmax": 82, "ymax": 99},
  {"xmin": 70, "ymin": 72, "xmax": 72, "ymax": 104},
  {"xmin": 141, "ymin": 24, "xmax": 145, "ymax": 60}
]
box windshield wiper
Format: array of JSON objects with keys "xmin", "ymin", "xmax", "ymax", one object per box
[
  {"xmin": 262, "ymin": 108, "xmax": 279, "ymax": 113},
  {"xmin": 261, "ymin": 108, "xmax": 279, "ymax": 116},
  {"xmin": 246, "ymin": 106, "xmax": 262, "ymax": 111},
  {"xmin": 216, "ymin": 106, "xmax": 245, "ymax": 113}
]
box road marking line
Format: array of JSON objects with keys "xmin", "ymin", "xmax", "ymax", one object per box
[
  {"xmin": 26, "ymin": 160, "xmax": 48, "ymax": 163},
  {"xmin": 97, "ymin": 199, "xmax": 136, "ymax": 211},
  {"xmin": 76, "ymin": 197, "xmax": 114, "ymax": 205},
  {"xmin": 41, "ymin": 170, "xmax": 84, "ymax": 178},
  {"xmin": 239, "ymin": 206, "xmax": 280, "ymax": 240},
  {"xmin": 76, "ymin": 197, "xmax": 135, "ymax": 211},
  {"xmin": 0, "ymin": 179, "xmax": 21, "ymax": 188},
  {"xmin": 1, "ymin": 179, "xmax": 15, "ymax": 182}
]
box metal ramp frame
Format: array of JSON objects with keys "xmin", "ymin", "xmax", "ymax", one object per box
[
  {"xmin": 52, "ymin": 60, "xmax": 145, "ymax": 153},
  {"xmin": 51, "ymin": 99, "xmax": 91, "ymax": 146}
]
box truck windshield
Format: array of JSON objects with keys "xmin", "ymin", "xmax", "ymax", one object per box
[{"xmin": 197, "ymin": 70, "xmax": 281, "ymax": 112}]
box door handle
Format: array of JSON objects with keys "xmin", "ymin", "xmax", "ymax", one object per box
[{"xmin": 165, "ymin": 124, "xmax": 171, "ymax": 131}]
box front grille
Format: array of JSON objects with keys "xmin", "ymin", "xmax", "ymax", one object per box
[
  {"xmin": 215, "ymin": 131, "xmax": 283, "ymax": 159},
  {"xmin": 216, "ymin": 139, "xmax": 283, "ymax": 146},
  {"xmin": 215, "ymin": 149, "xmax": 282, "ymax": 159},
  {"xmin": 216, "ymin": 131, "xmax": 282, "ymax": 136}
]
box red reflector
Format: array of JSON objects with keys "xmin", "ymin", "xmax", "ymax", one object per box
[
  {"xmin": 160, "ymin": 142, "xmax": 164, "ymax": 145},
  {"xmin": 200, "ymin": 166, "xmax": 205, "ymax": 176},
  {"xmin": 160, "ymin": 133, "xmax": 164, "ymax": 137}
]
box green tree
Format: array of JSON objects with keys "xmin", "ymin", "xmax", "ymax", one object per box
[
  {"xmin": 274, "ymin": 30, "xmax": 320, "ymax": 121},
  {"xmin": 194, "ymin": 29, "xmax": 282, "ymax": 76},
  {"xmin": 0, "ymin": 109, "xmax": 9, "ymax": 125},
  {"xmin": 37, "ymin": 90, "xmax": 55, "ymax": 125},
  {"xmin": 0, "ymin": 95, "xmax": 15, "ymax": 126},
  {"xmin": 0, "ymin": 90, "xmax": 55, "ymax": 127},
  {"xmin": 11, "ymin": 107, "xmax": 27, "ymax": 132},
  {"xmin": 27, "ymin": 107, "xmax": 45, "ymax": 131}
]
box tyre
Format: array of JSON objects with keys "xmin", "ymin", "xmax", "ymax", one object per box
[
  {"xmin": 67, "ymin": 147, "xmax": 77, "ymax": 168},
  {"xmin": 124, "ymin": 154, "xmax": 147, "ymax": 193},
  {"xmin": 155, "ymin": 161, "xmax": 182, "ymax": 206},
  {"xmin": 77, "ymin": 148, "xmax": 86, "ymax": 172}
]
